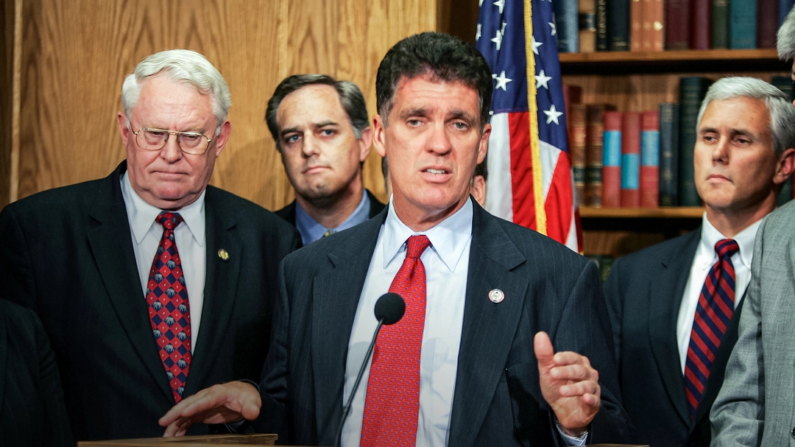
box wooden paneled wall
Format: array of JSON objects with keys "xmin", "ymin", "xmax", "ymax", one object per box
[{"xmin": 1, "ymin": 0, "xmax": 446, "ymax": 211}]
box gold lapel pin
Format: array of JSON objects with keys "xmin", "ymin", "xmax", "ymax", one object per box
[
  {"xmin": 489, "ymin": 289, "xmax": 505, "ymax": 303},
  {"xmin": 217, "ymin": 249, "xmax": 230, "ymax": 261}
]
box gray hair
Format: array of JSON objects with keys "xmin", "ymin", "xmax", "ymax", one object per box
[
  {"xmin": 778, "ymin": 5, "xmax": 795, "ymax": 61},
  {"xmin": 121, "ymin": 49, "xmax": 231, "ymax": 136},
  {"xmin": 265, "ymin": 74, "xmax": 370, "ymax": 152},
  {"xmin": 696, "ymin": 77, "xmax": 795, "ymax": 157}
]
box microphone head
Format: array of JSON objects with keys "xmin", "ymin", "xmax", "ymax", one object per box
[{"xmin": 374, "ymin": 293, "xmax": 405, "ymax": 325}]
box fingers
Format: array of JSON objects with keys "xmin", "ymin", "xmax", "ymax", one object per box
[{"xmin": 534, "ymin": 331, "xmax": 554, "ymax": 368}]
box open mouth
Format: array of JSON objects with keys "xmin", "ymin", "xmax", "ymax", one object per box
[{"xmin": 424, "ymin": 168, "xmax": 448, "ymax": 175}]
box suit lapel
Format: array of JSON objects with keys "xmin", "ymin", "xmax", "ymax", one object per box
[
  {"xmin": 184, "ymin": 188, "xmax": 243, "ymax": 397},
  {"xmin": 313, "ymin": 213, "xmax": 384, "ymax": 446},
  {"xmin": 448, "ymin": 205, "xmax": 529, "ymax": 447},
  {"xmin": 86, "ymin": 164, "xmax": 173, "ymax": 402},
  {"xmin": 648, "ymin": 229, "xmax": 700, "ymax": 425}
]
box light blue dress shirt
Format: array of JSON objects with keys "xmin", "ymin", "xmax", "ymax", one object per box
[{"xmin": 295, "ymin": 190, "xmax": 371, "ymax": 245}]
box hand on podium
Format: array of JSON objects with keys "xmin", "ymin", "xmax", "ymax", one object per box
[
  {"xmin": 159, "ymin": 381, "xmax": 262, "ymax": 436},
  {"xmin": 535, "ymin": 331, "xmax": 601, "ymax": 438}
]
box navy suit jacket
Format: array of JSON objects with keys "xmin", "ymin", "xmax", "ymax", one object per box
[
  {"xmin": 0, "ymin": 299, "xmax": 73, "ymax": 447},
  {"xmin": 604, "ymin": 228, "xmax": 744, "ymax": 447},
  {"xmin": 0, "ymin": 162, "xmax": 300, "ymax": 441},
  {"xmin": 255, "ymin": 200, "xmax": 631, "ymax": 446}
]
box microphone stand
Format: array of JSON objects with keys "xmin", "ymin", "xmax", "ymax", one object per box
[{"xmin": 333, "ymin": 318, "xmax": 384, "ymax": 447}]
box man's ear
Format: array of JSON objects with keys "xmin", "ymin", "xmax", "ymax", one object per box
[
  {"xmin": 213, "ymin": 121, "xmax": 232, "ymax": 157},
  {"xmin": 373, "ymin": 115, "xmax": 387, "ymax": 158},
  {"xmin": 774, "ymin": 147, "xmax": 795, "ymax": 185},
  {"xmin": 117, "ymin": 112, "xmax": 130, "ymax": 145},
  {"xmin": 357, "ymin": 127, "xmax": 373, "ymax": 162},
  {"xmin": 477, "ymin": 123, "xmax": 491, "ymax": 164}
]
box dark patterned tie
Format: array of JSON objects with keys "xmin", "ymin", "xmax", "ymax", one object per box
[
  {"xmin": 360, "ymin": 235, "xmax": 431, "ymax": 447},
  {"xmin": 146, "ymin": 212, "xmax": 192, "ymax": 403},
  {"xmin": 684, "ymin": 238, "xmax": 739, "ymax": 418}
]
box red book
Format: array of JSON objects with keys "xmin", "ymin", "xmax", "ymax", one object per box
[
  {"xmin": 665, "ymin": 0, "xmax": 690, "ymax": 49},
  {"xmin": 757, "ymin": 0, "xmax": 778, "ymax": 48},
  {"xmin": 641, "ymin": 111, "xmax": 660, "ymax": 208},
  {"xmin": 602, "ymin": 111, "xmax": 623, "ymax": 208},
  {"xmin": 621, "ymin": 112, "xmax": 642, "ymax": 207},
  {"xmin": 631, "ymin": 0, "xmax": 644, "ymax": 51},
  {"xmin": 690, "ymin": 0, "xmax": 711, "ymax": 49},
  {"xmin": 643, "ymin": 0, "xmax": 664, "ymax": 51},
  {"xmin": 570, "ymin": 104, "xmax": 588, "ymax": 207}
]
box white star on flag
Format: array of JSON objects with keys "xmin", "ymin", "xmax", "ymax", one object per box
[
  {"xmin": 494, "ymin": 0, "xmax": 505, "ymax": 13},
  {"xmin": 531, "ymin": 36, "xmax": 543, "ymax": 54},
  {"xmin": 549, "ymin": 22, "xmax": 556, "ymax": 36},
  {"xmin": 476, "ymin": 24, "xmax": 482, "ymax": 41},
  {"xmin": 501, "ymin": 21, "xmax": 507, "ymax": 33},
  {"xmin": 535, "ymin": 70, "xmax": 552, "ymax": 89},
  {"xmin": 491, "ymin": 30, "xmax": 503, "ymax": 50},
  {"xmin": 543, "ymin": 104, "xmax": 563, "ymax": 125},
  {"xmin": 493, "ymin": 71, "xmax": 512, "ymax": 91},
  {"xmin": 479, "ymin": 0, "xmax": 484, "ymax": 5}
]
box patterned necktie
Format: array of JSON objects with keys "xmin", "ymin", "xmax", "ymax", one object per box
[
  {"xmin": 684, "ymin": 238, "xmax": 739, "ymax": 418},
  {"xmin": 145, "ymin": 212, "xmax": 192, "ymax": 403},
  {"xmin": 360, "ymin": 235, "xmax": 431, "ymax": 447}
]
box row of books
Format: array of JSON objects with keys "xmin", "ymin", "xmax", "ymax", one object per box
[
  {"xmin": 555, "ymin": 0, "xmax": 794, "ymax": 53},
  {"xmin": 566, "ymin": 75, "xmax": 794, "ymax": 208}
]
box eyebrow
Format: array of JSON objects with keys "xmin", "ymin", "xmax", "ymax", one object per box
[
  {"xmin": 398, "ymin": 107, "xmax": 478, "ymax": 125},
  {"xmin": 279, "ymin": 121, "xmax": 340, "ymax": 138},
  {"xmin": 699, "ymin": 126, "xmax": 758, "ymax": 140}
]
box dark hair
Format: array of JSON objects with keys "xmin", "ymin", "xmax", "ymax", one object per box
[
  {"xmin": 265, "ymin": 74, "xmax": 369, "ymax": 151},
  {"xmin": 375, "ymin": 32, "xmax": 493, "ymax": 128}
]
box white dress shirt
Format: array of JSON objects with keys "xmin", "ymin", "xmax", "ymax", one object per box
[
  {"xmin": 675, "ymin": 213, "xmax": 759, "ymax": 373},
  {"xmin": 121, "ymin": 172, "xmax": 207, "ymax": 353},
  {"xmin": 340, "ymin": 198, "xmax": 585, "ymax": 447}
]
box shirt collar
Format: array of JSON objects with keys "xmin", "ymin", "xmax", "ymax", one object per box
[
  {"xmin": 382, "ymin": 198, "xmax": 474, "ymax": 273},
  {"xmin": 699, "ymin": 212, "xmax": 759, "ymax": 270},
  {"xmin": 295, "ymin": 190, "xmax": 370, "ymax": 245},
  {"xmin": 120, "ymin": 171, "xmax": 206, "ymax": 246}
]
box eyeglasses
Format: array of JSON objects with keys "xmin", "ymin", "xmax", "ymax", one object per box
[{"xmin": 131, "ymin": 127, "xmax": 214, "ymax": 155}]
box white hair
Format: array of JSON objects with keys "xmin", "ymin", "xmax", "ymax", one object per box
[
  {"xmin": 121, "ymin": 49, "xmax": 230, "ymax": 135},
  {"xmin": 697, "ymin": 76, "xmax": 795, "ymax": 157},
  {"xmin": 778, "ymin": 5, "xmax": 795, "ymax": 61}
]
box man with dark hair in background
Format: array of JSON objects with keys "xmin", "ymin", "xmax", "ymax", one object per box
[
  {"xmin": 161, "ymin": 32, "xmax": 631, "ymax": 447},
  {"xmin": 266, "ymin": 75, "xmax": 385, "ymax": 245},
  {"xmin": 605, "ymin": 77, "xmax": 795, "ymax": 447},
  {"xmin": 0, "ymin": 49, "xmax": 300, "ymax": 441}
]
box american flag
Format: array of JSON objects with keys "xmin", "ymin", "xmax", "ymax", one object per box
[{"xmin": 477, "ymin": 0, "xmax": 581, "ymax": 252}]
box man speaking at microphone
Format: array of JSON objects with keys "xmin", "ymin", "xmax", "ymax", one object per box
[{"xmin": 161, "ymin": 32, "xmax": 630, "ymax": 446}]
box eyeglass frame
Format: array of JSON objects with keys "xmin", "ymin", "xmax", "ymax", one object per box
[{"xmin": 129, "ymin": 126, "xmax": 216, "ymax": 155}]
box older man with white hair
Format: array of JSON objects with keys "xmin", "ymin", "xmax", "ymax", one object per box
[{"xmin": 0, "ymin": 49, "xmax": 300, "ymax": 442}]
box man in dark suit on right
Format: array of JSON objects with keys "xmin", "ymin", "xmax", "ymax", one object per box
[
  {"xmin": 266, "ymin": 75, "xmax": 385, "ymax": 245},
  {"xmin": 605, "ymin": 76, "xmax": 795, "ymax": 447}
]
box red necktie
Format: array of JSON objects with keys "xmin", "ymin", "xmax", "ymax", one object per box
[
  {"xmin": 146, "ymin": 212, "xmax": 192, "ymax": 403},
  {"xmin": 684, "ymin": 238, "xmax": 739, "ymax": 417},
  {"xmin": 360, "ymin": 235, "xmax": 431, "ymax": 447}
]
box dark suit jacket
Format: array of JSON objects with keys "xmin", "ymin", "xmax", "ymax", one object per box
[
  {"xmin": 274, "ymin": 189, "xmax": 385, "ymax": 228},
  {"xmin": 0, "ymin": 299, "xmax": 73, "ymax": 447},
  {"xmin": 255, "ymin": 201, "xmax": 631, "ymax": 446},
  {"xmin": 604, "ymin": 228, "xmax": 744, "ymax": 447},
  {"xmin": 0, "ymin": 162, "xmax": 301, "ymax": 442}
]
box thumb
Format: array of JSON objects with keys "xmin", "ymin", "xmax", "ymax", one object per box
[
  {"xmin": 241, "ymin": 401, "xmax": 261, "ymax": 421},
  {"xmin": 534, "ymin": 331, "xmax": 555, "ymax": 371}
]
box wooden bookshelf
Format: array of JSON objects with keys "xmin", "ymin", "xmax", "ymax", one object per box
[
  {"xmin": 560, "ymin": 49, "xmax": 786, "ymax": 75},
  {"xmin": 580, "ymin": 207, "xmax": 704, "ymax": 218}
]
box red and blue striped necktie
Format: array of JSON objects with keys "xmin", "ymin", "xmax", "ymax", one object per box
[{"xmin": 684, "ymin": 238, "xmax": 739, "ymax": 418}]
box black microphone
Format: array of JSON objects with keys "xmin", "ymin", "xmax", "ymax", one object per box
[{"xmin": 334, "ymin": 293, "xmax": 405, "ymax": 447}]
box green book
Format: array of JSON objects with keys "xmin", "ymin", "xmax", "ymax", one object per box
[
  {"xmin": 678, "ymin": 77, "xmax": 713, "ymax": 207},
  {"xmin": 772, "ymin": 75, "xmax": 794, "ymax": 102},
  {"xmin": 711, "ymin": 0, "xmax": 729, "ymax": 48}
]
